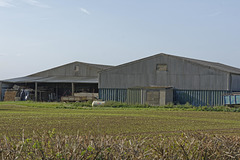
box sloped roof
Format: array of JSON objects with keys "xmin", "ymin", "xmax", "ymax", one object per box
[
  {"xmin": 2, "ymin": 76, "xmax": 98, "ymax": 83},
  {"xmin": 171, "ymin": 54, "xmax": 240, "ymax": 74},
  {"xmin": 100, "ymin": 53, "xmax": 240, "ymax": 75},
  {"xmin": 28, "ymin": 61, "xmax": 112, "ymax": 77},
  {"xmin": 2, "ymin": 61, "xmax": 113, "ymax": 83}
]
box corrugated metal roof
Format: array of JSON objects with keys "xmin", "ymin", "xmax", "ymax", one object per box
[
  {"xmin": 178, "ymin": 56, "xmax": 240, "ymax": 75},
  {"xmin": 1, "ymin": 61, "xmax": 113, "ymax": 83},
  {"xmin": 28, "ymin": 61, "xmax": 112, "ymax": 77},
  {"xmin": 100, "ymin": 53, "xmax": 240, "ymax": 75},
  {"xmin": 2, "ymin": 76, "xmax": 98, "ymax": 83},
  {"xmin": 163, "ymin": 54, "xmax": 240, "ymax": 74}
]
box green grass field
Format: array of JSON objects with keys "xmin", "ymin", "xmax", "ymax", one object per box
[
  {"xmin": 1, "ymin": 102, "xmax": 240, "ymax": 159},
  {"xmin": 1, "ymin": 101, "xmax": 240, "ymax": 137}
]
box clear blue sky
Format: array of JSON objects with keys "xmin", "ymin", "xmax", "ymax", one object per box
[{"xmin": 0, "ymin": 0, "xmax": 240, "ymax": 80}]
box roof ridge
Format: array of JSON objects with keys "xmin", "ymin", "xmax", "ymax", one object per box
[
  {"xmin": 99, "ymin": 53, "xmax": 165, "ymax": 73},
  {"xmin": 100, "ymin": 53, "xmax": 240, "ymax": 75},
  {"xmin": 28, "ymin": 61, "xmax": 113, "ymax": 77},
  {"xmin": 176, "ymin": 56, "xmax": 240, "ymax": 74}
]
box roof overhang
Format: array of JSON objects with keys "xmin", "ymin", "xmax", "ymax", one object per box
[{"xmin": 1, "ymin": 76, "xmax": 98, "ymax": 83}]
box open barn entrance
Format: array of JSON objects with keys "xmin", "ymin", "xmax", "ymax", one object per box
[{"xmin": 1, "ymin": 82, "xmax": 98, "ymax": 102}]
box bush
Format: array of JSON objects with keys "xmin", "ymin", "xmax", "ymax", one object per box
[{"xmin": 102, "ymin": 101, "xmax": 152, "ymax": 108}]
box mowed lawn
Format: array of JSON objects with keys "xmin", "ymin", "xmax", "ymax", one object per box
[{"xmin": 1, "ymin": 102, "xmax": 240, "ymax": 137}]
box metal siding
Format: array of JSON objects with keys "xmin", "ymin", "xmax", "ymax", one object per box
[
  {"xmin": 224, "ymin": 96, "xmax": 230, "ymax": 104},
  {"xmin": 99, "ymin": 54, "xmax": 229, "ymax": 90},
  {"xmin": 231, "ymin": 74, "xmax": 240, "ymax": 91},
  {"xmin": 174, "ymin": 90, "xmax": 230, "ymax": 106},
  {"xmin": 224, "ymin": 95, "xmax": 240, "ymax": 105},
  {"xmin": 230, "ymin": 96, "xmax": 235, "ymax": 104},
  {"xmin": 100, "ymin": 88, "xmax": 230, "ymax": 106},
  {"xmin": 99, "ymin": 88, "xmax": 127, "ymax": 102},
  {"xmin": 30, "ymin": 62, "xmax": 112, "ymax": 78},
  {"xmin": 127, "ymin": 89, "xmax": 141, "ymax": 104},
  {"xmin": 236, "ymin": 95, "xmax": 240, "ymax": 104}
]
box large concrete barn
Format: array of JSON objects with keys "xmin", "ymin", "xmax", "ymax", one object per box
[
  {"xmin": 0, "ymin": 62, "xmax": 112, "ymax": 101},
  {"xmin": 99, "ymin": 53, "xmax": 240, "ymax": 106}
]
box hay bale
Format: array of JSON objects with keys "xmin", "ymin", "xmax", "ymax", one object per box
[{"xmin": 4, "ymin": 90, "xmax": 18, "ymax": 101}]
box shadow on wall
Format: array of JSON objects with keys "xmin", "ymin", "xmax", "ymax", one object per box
[{"xmin": 173, "ymin": 90, "xmax": 230, "ymax": 106}]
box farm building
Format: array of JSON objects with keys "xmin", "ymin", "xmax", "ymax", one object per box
[
  {"xmin": 99, "ymin": 53, "xmax": 240, "ymax": 106},
  {"xmin": 0, "ymin": 62, "xmax": 112, "ymax": 101}
]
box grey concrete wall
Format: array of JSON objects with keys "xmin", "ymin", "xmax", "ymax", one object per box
[
  {"xmin": 159, "ymin": 90, "xmax": 166, "ymax": 106},
  {"xmin": 143, "ymin": 88, "xmax": 173, "ymax": 106},
  {"xmin": 166, "ymin": 88, "xmax": 173, "ymax": 104},
  {"xmin": 145, "ymin": 90, "xmax": 160, "ymax": 106},
  {"xmin": 99, "ymin": 54, "xmax": 229, "ymax": 90},
  {"xmin": 30, "ymin": 62, "xmax": 108, "ymax": 78},
  {"xmin": 231, "ymin": 74, "xmax": 240, "ymax": 91}
]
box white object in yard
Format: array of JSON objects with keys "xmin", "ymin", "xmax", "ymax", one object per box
[{"xmin": 92, "ymin": 101, "xmax": 105, "ymax": 107}]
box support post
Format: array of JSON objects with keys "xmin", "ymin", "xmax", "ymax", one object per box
[
  {"xmin": 71, "ymin": 83, "xmax": 74, "ymax": 96},
  {"xmin": 229, "ymin": 73, "xmax": 232, "ymax": 92},
  {"xmin": 56, "ymin": 84, "xmax": 58, "ymax": 101},
  {"xmin": 35, "ymin": 82, "xmax": 38, "ymax": 101}
]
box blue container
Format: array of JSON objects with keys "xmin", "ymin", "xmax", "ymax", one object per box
[{"xmin": 224, "ymin": 95, "xmax": 240, "ymax": 105}]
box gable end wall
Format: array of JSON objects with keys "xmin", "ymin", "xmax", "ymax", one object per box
[
  {"xmin": 30, "ymin": 63, "xmax": 101, "ymax": 77},
  {"xmin": 99, "ymin": 55, "xmax": 229, "ymax": 90}
]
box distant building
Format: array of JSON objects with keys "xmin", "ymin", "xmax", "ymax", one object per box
[
  {"xmin": 0, "ymin": 62, "xmax": 112, "ymax": 101},
  {"xmin": 99, "ymin": 53, "xmax": 240, "ymax": 106}
]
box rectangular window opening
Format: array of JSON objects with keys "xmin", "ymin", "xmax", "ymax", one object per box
[
  {"xmin": 156, "ymin": 64, "xmax": 168, "ymax": 71},
  {"xmin": 74, "ymin": 65, "xmax": 79, "ymax": 71}
]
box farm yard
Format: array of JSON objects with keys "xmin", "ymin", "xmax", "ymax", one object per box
[
  {"xmin": 1, "ymin": 102, "xmax": 240, "ymax": 159},
  {"xmin": 1, "ymin": 0, "xmax": 240, "ymax": 158}
]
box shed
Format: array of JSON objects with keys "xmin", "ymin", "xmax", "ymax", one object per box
[
  {"xmin": 99, "ymin": 53, "xmax": 240, "ymax": 106},
  {"xmin": 0, "ymin": 61, "xmax": 112, "ymax": 101}
]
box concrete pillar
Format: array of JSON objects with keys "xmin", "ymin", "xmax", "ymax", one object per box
[
  {"xmin": 159, "ymin": 89, "xmax": 166, "ymax": 106},
  {"xmin": 71, "ymin": 83, "xmax": 74, "ymax": 96},
  {"xmin": 35, "ymin": 82, "xmax": 38, "ymax": 101},
  {"xmin": 0, "ymin": 82, "xmax": 2, "ymax": 101}
]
